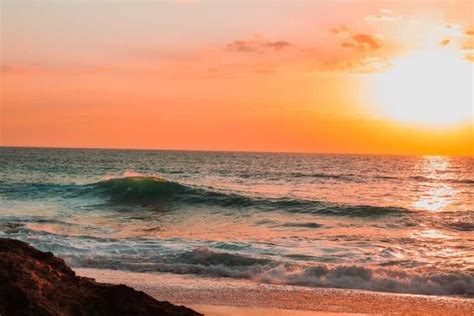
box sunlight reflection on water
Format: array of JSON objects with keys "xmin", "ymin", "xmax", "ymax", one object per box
[{"xmin": 413, "ymin": 156, "xmax": 458, "ymax": 212}]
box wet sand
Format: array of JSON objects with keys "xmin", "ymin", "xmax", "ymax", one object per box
[
  {"xmin": 75, "ymin": 268, "xmax": 473, "ymax": 315},
  {"xmin": 189, "ymin": 305, "xmax": 363, "ymax": 316}
]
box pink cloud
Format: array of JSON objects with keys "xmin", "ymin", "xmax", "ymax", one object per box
[
  {"xmin": 226, "ymin": 39, "xmax": 292, "ymax": 53},
  {"xmin": 342, "ymin": 34, "xmax": 382, "ymax": 51}
]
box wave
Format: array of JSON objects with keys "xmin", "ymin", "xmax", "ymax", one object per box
[
  {"xmin": 0, "ymin": 175, "xmax": 409, "ymax": 218},
  {"xmin": 249, "ymin": 263, "xmax": 474, "ymax": 296},
  {"xmin": 289, "ymin": 172, "xmax": 357, "ymax": 181},
  {"xmin": 408, "ymin": 176, "xmax": 474, "ymax": 184},
  {"xmin": 6, "ymin": 229, "xmax": 472, "ymax": 296},
  {"xmin": 0, "ymin": 182, "xmax": 78, "ymax": 199},
  {"xmin": 71, "ymin": 246, "xmax": 474, "ymax": 296},
  {"xmin": 238, "ymin": 172, "xmax": 474, "ymax": 184},
  {"xmin": 443, "ymin": 220, "xmax": 474, "ymax": 232},
  {"xmin": 178, "ymin": 246, "xmax": 272, "ymax": 267},
  {"xmin": 279, "ymin": 222, "xmax": 323, "ymax": 228},
  {"xmin": 87, "ymin": 176, "xmax": 186, "ymax": 204},
  {"xmin": 81, "ymin": 176, "xmax": 407, "ymax": 217}
]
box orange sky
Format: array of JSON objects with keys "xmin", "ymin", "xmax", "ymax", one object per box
[{"xmin": 1, "ymin": 0, "xmax": 473, "ymax": 155}]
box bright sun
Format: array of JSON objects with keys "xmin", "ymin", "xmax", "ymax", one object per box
[{"xmin": 369, "ymin": 49, "xmax": 473, "ymax": 127}]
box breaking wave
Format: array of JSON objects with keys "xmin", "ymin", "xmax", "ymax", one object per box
[{"xmin": 72, "ymin": 246, "xmax": 474, "ymax": 296}]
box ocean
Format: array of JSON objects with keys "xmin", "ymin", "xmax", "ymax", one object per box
[{"xmin": 0, "ymin": 147, "xmax": 473, "ymax": 296}]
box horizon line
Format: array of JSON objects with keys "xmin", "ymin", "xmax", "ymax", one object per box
[{"xmin": 0, "ymin": 145, "xmax": 471, "ymax": 158}]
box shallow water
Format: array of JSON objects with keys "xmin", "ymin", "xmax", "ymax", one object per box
[{"xmin": 1, "ymin": 147, "xmax": 473, "ymax": 295}]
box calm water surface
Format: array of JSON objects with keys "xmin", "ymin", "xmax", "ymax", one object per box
[{"xmin": 0, "ymin": 147, "xmax": 473, "ymax": 295}]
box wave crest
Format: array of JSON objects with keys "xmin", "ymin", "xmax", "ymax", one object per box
[
  {"xmin": 89, "ymin": 176, "xmax": 184, "ymax": 204},
  {"xmin": 72, "ymin": 246, "xmax": 474, "ymax": 296},
  {"xmin": 169, "ymin": 248, "xmax": 474, "ymax": 296},
  {"xmin": 85, "ymin": 176, "xmax": 407, "ymax": 217},
  {"xmin": 252, "ymin": 263, "xmax": 474, "ymax": 296}
]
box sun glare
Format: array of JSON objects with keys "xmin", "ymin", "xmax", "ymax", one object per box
[{"xmin": 370, "ymin": 49, "xmax": 473, "ymax": 127}]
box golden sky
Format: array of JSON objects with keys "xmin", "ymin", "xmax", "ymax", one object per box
[{"xmin": 1, "ymin": 0, "xmax": 473, "ymax": 155}]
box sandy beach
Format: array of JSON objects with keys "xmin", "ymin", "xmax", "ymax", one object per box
[{"xmin": 75, "ymin": 268, "xmax": 473, "ymax": 315}]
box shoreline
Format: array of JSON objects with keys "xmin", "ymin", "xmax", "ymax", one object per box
[{"xmin": 75, "ymin": 268, "xmax": 473, "ymax": 315}]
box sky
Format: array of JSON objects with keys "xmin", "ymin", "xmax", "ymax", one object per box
[{"xmin": 1, "ymin": 0, "xmax": 473, "ymax": 155}]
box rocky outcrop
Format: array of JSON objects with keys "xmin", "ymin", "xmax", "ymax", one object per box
[{"xmin": 0, "ymin": 238, "xmax": 202, "ymax": 316}]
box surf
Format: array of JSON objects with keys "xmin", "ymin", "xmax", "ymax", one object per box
[{"xmin": 1, "ymin": 175, "xmax": 410, "ymax": 218}]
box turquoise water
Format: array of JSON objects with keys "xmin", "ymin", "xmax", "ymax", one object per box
[{"xmin": 1, "ymin": 147, "xmax": 473, "ymax": 295}]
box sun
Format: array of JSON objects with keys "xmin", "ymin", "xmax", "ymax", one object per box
[{"xmin": 368, "ymin": 48, "xmax": 473, "ymax": 127}]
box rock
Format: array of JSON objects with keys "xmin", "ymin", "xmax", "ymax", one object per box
[{"xmin": 0, "ymin": 238, "xmax": 202, "ymax": 316}]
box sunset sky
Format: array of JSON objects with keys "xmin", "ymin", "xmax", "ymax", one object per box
[{"xmin": 1, "ymin": 0, "xmax": 473, "ymax": 155}]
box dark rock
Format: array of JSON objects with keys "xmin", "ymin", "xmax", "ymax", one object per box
[{"xmin": 0, "ymin": 238, "xmax": 202, "ymax": 316}]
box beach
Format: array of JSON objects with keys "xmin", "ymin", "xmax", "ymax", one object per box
[{"xmin": 76, "ymin": 268, "xmax": 474, "ymax": 315}]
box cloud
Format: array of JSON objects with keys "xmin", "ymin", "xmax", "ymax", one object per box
[
  {"xmin": 321, "ymin": 56, "xmax": 392, "ymax": 74},
  {"xmin": 329, "ymin": 26, "xmax": 349, "ymax": 34},
  {"xmin": 329, "ymin": 26, "xmax": 383, "ymax": 52},
  {"xmin": 226, "ymin": 39, "xmax": 292, "ymax": 53},
  {"xmin": 364, "ymin": 9, "xmax": 403, "ymax": 23},
  {"xmin": 264, "ymin": 41, "xmax": 292, "ymax": 50},
  {"xmin": 326, "ymin": 26, "xmax": 388, "ymax": 73},
  {"xmin": 464, "ymin": 55, "xmax": 474, "ymax": 62},
  {"xmin": 342, "ymin": 34, "xmax": 382, "ymax": 51},
  {"xmin": 437, "ymin": 23, "xmax": 468, "ymax": 38},
  {"xmin": 226, "ymin": 40, "xmax": 259, "ymax": 52},
  {"xmin": 460, "ymin": 46, "xmax": 474, "ymax": 62},
  {"xmin": 1, "ymin": 65, "xmax": 15, "ymax": 73},
  {"xmin": 440, "ymin": 39, "xmax": 450, "ymax": 46}
]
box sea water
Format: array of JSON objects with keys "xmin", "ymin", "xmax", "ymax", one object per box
[{"xmin": 0, "ymin": 147, "xmax": 472, "ymax": 295}]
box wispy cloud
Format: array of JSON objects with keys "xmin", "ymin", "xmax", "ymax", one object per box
[
  {"xmin": 437, "ymin": 23, "xmax": 471, "ymax": 38},
  {"xmin": 341, "ymin": 34, "xmax": 383, "ymax": 51},
  {"xmin": 439, "ymin": 39, "xmax": 450, "ymax": 46},
  {"xmin": 329, "ymin": 26, "xmax": 349, "ymax": 35},
  {"xmin": 226, "ymin": 38, "xmax": 292, "ymax": 53},
  {"xmin": 320, "ymin": 56, "xmax": 391, "ymax": 74},
  {"xmin": 364, "ymin": 9, "xmax": 403, "ymax": 23},
  {"xmin": 1, "ymin": 65, "xmax": 16, "ymax": 73},
  {"xmin": 464, "ymin": 55, "xmax": 474, "ymax": 62},
  {"xmin": 329, "ymin": 25, "xmax": 383, "ymax": 52}
]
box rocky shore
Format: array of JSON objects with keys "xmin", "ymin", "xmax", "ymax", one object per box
[{"xmin": 0, "ymin": 238, "xmax": 201, "ymax": 316}]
